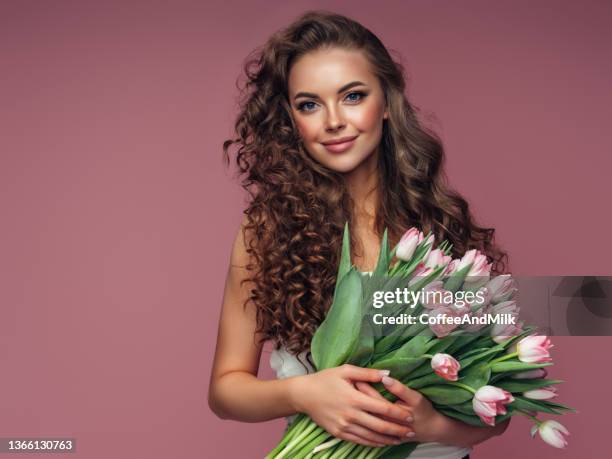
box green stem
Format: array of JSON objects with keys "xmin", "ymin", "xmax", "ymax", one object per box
[
  {"xmin": 354, "ymin": 446, "xmax": 372, "ymax": 459},
  {"xmin": 489, "ymin": 351, "xmax": 518, "ymax": 366},
  {"xmin": 292, "ymin": 429, "xmax": 328, "ymax": 459},
  {"xmin": 295, "ymin": 427, "xmax": 328, "ymax": 457},
  {"xmin": 363, "ymin": 446, "xmax": 383, "ymax": 459},
  {"xmin": 447, "ymin": 381, "xmax": 477, "ymax": 394},
  {"xmin": 275, "ymin": 421, "xmax": 318, "ymax": 459},
  {"xmin": 516, "ymin": 409, "xmax": 542, "ymax": 425},
  {"xmin": 334, "ymin": 442, "xmax": 359, "ymax": 459},
  {"xmin": 310, "ymin": 437, "xmax": 341, "ymax": 455},
  {"xmin": 265, "ymin": 416, "xmax": 308, "ymax": 459}
]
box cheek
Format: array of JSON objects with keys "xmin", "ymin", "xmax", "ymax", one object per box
[
  {"xmin": 350, "ymin": 102, "xmax": 385, "ymax": 131},
  {"xmin": 294, "ymin": 116, "xmax": 320, "ymax": 141}
]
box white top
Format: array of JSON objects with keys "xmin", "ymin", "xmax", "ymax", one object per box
[
  {"xmin": 268, "ymin": 272, "xmax": 471, "ymax": 459},
  {"xmin": 270, "ymin": 348, "xmax": 471, "ymax": 459}
]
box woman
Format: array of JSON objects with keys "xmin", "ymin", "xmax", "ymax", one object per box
[{"xmin": 209, "ymin": 10, "xmax": 510, "ymax": 458}]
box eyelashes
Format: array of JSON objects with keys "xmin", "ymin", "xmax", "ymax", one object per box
[{"xmin": 296, "ymin": 91, "xmax": 368, "ymax": 113}]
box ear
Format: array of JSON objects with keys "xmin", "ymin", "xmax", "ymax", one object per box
[{"xmin": 383, "ymin": 108, "xmax": 389, "ymax": 120}]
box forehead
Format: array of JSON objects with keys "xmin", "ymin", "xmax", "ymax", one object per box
[{"xmin": 288, "ymin": 47, "xmax": 377, "ymax": 95}]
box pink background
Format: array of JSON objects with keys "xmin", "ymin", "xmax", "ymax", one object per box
[{"xmin": 1, "ymin": 0, "xmax": 610, "ymax": 457}]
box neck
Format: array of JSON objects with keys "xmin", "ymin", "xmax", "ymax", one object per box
[{"xmin": 344, "ymin": 149, "xmax": 380, "ymax": 231}]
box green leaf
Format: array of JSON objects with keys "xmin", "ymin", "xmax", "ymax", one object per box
[
  {"xmin": 406, "ymin": 337, "xmax": 458, "ymax": 379},
  {"xmin": 490, "ymin": 361, "xmax": 553, "ymax": 373},
  {"xmin": 458, "ymin": 364, "xmax": 491, "ymax": 390},
  {"xmin": 371, "ymin": 357, "xmax": 428, "ymax": 381},
  {"xmin": 446, "ymin": 334, "xmax": 483, "ymax": 355},
  {"xmin": 496, "ymin": 379, "xmax": 564, "ymax": 393},
  {"xmin": 443, "ymin": 264, "xmax": 472, "ymax": 292},
  {"xmin": 458, "ymin": 347, "xmax": 504, "ymax": 370},
  {"xmin": 347, "ymin": 317, "xmax": 374, "ymax": 367},
  {"xmin": 335, "ymin": 222, "xmax": 352, "ymax": 293},
  {"xmin": 540, "ymin": 400, "xmax": 577, "ymax": 413},
  {"xmin": 407, "ymin": 372, "xmax": 448, "ymax": 389},
  {"xmin": 437, "ymin": 408, "xmax": 488, "ymax": 427},
  {"xmin": 390, "ymin": 336, "xmax": 436, "ymax": 360},
  {"xmin": 420, "ymin": 385, "xmax": 474, "ymax": 405},
  {"xmin": 373, "ymin": 228, "xmax": 391, "ymax": 277},
  {"xmin": 448, "ymin": 400, "xmax": 476, "ymax": 415},
  {"xmin": 311, "ymin": 269, "xmax": 363, "ymax": 370},
  {"xmin": 510, "ymin": 395, "xmax": 563, "ymax": 414}
]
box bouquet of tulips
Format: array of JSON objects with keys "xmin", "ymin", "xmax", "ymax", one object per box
[{"xmin": 265, "ymin": 225, "xmax": 575, "ymax": 458}]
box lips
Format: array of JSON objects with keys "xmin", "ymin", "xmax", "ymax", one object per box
[{"xmin": 321, "ymin": 135, "xmax": 359, "ymax": 153}]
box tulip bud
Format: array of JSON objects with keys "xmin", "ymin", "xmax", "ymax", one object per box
[
  {"xmin": 486, "ymin": 274, "xmax": 518, "ymax": 303},
  {"xmin": 431, "ymin": 353, "xmax": 461, "ymax": 381},
  {"xmin": 516, "ymin": 335, "xmax": 554, "ymax": 363},
  {"xmin": 532, "ymin": 420, "xmax": 569, "ymax": 448},
  {"xmin": 524, "ymin": 386, "xmax": 558, "ymax": 400},
  {"xmin": 472, "ymin": 385, "xmax": 514, "ymax": 426},
  {"xmin": 396, "ymin": 228, "xmax": 423, "ymax": 261},
  {"xmin": 424, "ymin": 248, "xmax": 452, "ymax": 270},
  {"xmin": 511, "ymin": 368, "xmax": 548, "ymax": 379}
]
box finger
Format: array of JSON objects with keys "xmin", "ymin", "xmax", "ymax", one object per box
[
  {"xmin": 345, "ymin": 423, "xmax": 403, "ymax": 446},
  {"xmin": 342, "ymin": 364, "xmax": 389, "ymax": 383},
  {"xmin": 354, "ymin": 390, "xmax": 413, "ymax": 423},
  {"xmin": 355, "ymin": 381, "xmax": 386, "ymax": 401},
  {"xmin": 352, "ymin": 410, "xmax": 415, "ymax": 438},
  {"xmin": 342, "ymin": 432, "xmax": 386, "ymax": 448},
  {"xmin": 381, "ymin": 376, "xmax": 422, "ymax": 406}
]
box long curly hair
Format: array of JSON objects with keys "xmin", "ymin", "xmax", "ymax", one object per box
[{"xmin": 223, "ymin": 10, "xmax": 509, "ymax": 368}]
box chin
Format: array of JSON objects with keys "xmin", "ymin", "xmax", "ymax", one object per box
[{"xmin": 316, "ymin": 154, "xmax": 371, "ymax": 174}]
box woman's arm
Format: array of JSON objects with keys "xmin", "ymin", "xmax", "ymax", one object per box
[
  {"xmin": 208, "ymin": 219, "xmax": 300, "ymax": 422},
  {"xmin": 208, "ymin": 219, "xmax": 417, "ymax": 447},
  {"xmin": 432, "ymin": 411, "xmax": 510, "ymax": 448}
]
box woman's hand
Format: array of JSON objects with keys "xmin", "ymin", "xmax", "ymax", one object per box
[
  {"xmin": 289, "ymin": 364, "xmax": 416, "ymax": 448},
  {"xmin": 356, "ymin": 376, "xmax": 444, "ymax": 444},
  {"xmin": 358, "ymin": 376, "xmax": 513, "ymax": 448}
]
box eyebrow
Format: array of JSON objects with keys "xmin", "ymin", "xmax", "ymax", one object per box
[{"xmin": 293, "ymin": 81, "xmax": 367, "ymax": 100}]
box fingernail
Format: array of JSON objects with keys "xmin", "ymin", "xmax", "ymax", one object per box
[
  {"xmin": 381, "ymin": 375, "xmax": 394, "ymax": 386},
  {"xmin": 406, "ymin": 416, "xmax": 414, "ymax": 423},
  {"xmin": 378, "ymin": 370, "xmax": 390, "ymax": 377},
  {"xmin": 406, "ymin": 431, "xmax": 416, "ymax": 438}
]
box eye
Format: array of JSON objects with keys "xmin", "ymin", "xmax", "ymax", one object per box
[
  {"xmin": 345, "ymin": 91, "xmax": 367, "ymax": 103},
  {"xmin": 297, "ymin": 101, "xmax": 317, "ymax": 112}
]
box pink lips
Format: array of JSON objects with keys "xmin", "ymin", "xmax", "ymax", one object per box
[{"xmin": 321, "ymin": 135, "xmax": 359, "ymax": 153}]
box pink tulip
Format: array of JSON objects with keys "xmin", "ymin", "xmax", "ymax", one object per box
[
  {"xmin": 420, "ymin": 281, "xmax": 448, "ymax": 309},
  {"xmin": 444, "ymin": 259, "xmax": 460, "ymax": 276},
  {"xmin": 472, "ymin": 385, "xmax": 514, "ymax": 426},
  {"xmin": 462, "ymin": 309, "xmax": 488, "ymax": 332},
  {"xmin": 490, "ymin": 300, "xmax": 519, "ymax": 316},
  {"xmin": 421, "ymin": 233, "xmax": 435, "ymax": 259},
  {"xmin": 531, "ymin": 420, "xmax": 570, "ymax": 448},
  {"xmin": 431, "ymin": 353, "xmax": 461, "ymax": 381},
  {"xmin": 396, "ymin": 228, "xmax": 423, "ymax": 261},
  {"xmin": 424, "ymin": 248, "xmax": 452, "ymax": 270},
  {"xmin": 524, "ymin": 386, "xmax": 558, "ymax": 400},
  {"xmin": 408, "ymin": 262, "xmax": 436, "ymax": 286},
  {"xmin": 516, "ymin": 335, "xmax": 554, "ymax": 363},
  {"xmin": 457, "ymin": 249, "xmax": 492, "ymax": 277},
  {"xmin": 486, "ymin": 274, "xmax": 518, "ymax": 303},
  {"xmin": 491, "ymin": 319, "xmax": 524, "ymax": 344},
  {"xmin": 428, "ymin": 307, "xmax": 460, "ymax": 337},
  {"xmin": 511, "ymin": 368, "xmax": 548, "ymax": 379}
]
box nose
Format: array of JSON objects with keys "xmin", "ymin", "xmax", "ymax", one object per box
[{"xmin": 325, "ymin": 105, "xmax": 346, "ymax": 132}]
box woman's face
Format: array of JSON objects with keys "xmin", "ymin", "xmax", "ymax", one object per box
[{"xmin": 287, "ymin": 47, "xmax": 388, "ymax": 174}]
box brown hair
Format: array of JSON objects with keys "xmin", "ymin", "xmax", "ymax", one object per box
[{"xmin": 223, "ymin": 10, "xmax": 508, "ymax": 367}]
